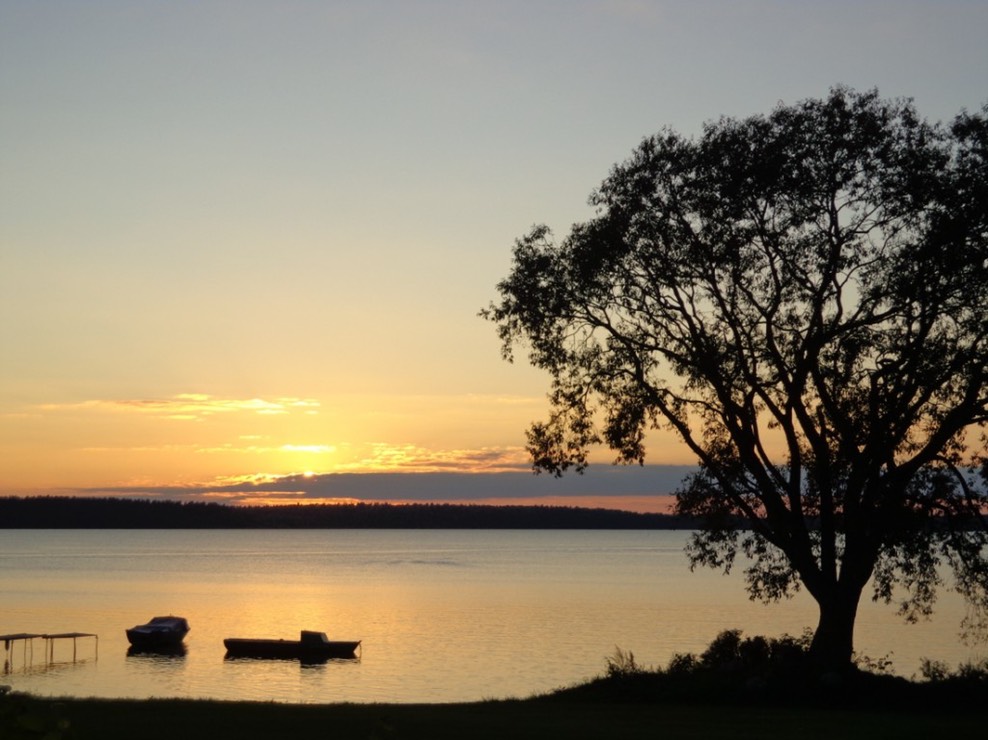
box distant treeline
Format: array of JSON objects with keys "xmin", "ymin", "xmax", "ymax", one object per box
[{"xmin": 0, "ymin": 496, "xmax": 700, "ymax": 529}]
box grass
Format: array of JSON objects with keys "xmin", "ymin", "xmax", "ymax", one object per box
[{"xmin": 4, "ymin": 693, "xmax": 986, "ymax": 740}]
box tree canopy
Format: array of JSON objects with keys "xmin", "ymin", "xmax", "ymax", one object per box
[{"xmin": 485, "ymin": 88, "xmax": 988, "ymax": 671}]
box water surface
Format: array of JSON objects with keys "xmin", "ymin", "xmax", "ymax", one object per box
[{"xmin": 0, "ymin": 529, "xmax": 980, "ymax": 702}]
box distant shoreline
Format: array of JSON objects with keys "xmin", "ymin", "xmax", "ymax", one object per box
[{"xmin": 0, "ymin": 496, "xmax": 700, "ymax": 529}]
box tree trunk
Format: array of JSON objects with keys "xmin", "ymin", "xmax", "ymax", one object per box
[{"xmin": 808, "ymin": 588, "xmax": 862, "ymax": 674}]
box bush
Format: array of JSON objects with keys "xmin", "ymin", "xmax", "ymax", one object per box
[
  {"xmin": 605, "ymin": 646, "xmax": 646, "ymax": 678},
  {"xmin": 918, "ymin": 658, "xmax": 951, "ymax": 682},
  {"xmin": 917, "ymin": 657, "xmax": 988, "ymax": 684},
  {"xmin": 549, "ymin": 630, "xmax": 988, "ymax": 709},
  {"xmin": 693, "ymin": 629, "xmax": 813, "ymax": 679}
]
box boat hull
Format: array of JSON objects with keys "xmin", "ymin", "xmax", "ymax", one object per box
[
  {"xmin": 125, "ymin": 616, "xmax": 190, "ymax": 649},
  {"xmin": 223, "ymin": 637, "xmax": 360, "ymax": 660}
]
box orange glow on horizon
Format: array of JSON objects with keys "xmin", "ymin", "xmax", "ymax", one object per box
[{"xmin": 0, "ymin": 389, "xmax": 699, "ymax": 505}]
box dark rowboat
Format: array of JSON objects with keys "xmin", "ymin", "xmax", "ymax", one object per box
[
  {"xmin": 125, "ymin": 616, "xmax": 190, "ymax": 650},
  {"xmin": 223, "ymin": 630, "xmax": 360, "ymax": 660}
]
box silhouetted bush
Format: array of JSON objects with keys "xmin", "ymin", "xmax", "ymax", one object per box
[
  {"xmin": 546, "ymin": 629, "xmax": 988, "ymax": 709},
  {"xmin": 604, "ymin": 647, "xmax": 647, "ymax": 678}
]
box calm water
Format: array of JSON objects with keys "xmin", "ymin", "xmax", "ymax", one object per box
[{"xmin": 1, "ymin": 529, "xmax": 981, "ymax": 703}]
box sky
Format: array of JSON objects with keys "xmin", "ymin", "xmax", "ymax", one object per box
[{"xmin": 2, "ymin": 1, "xmax": 986, "ymax": 512}]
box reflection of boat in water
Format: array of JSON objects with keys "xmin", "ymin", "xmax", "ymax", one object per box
[
  {"xmin": 223, "ymin": 630, "xmax": 360, "ymax": 661},
  {"xmin": 126, "ymin": 643, "xmax": 187, "ymax": 658},
  {"xmin": 125, "ymin": 616, "xmax": 190, "ymax": 650}
]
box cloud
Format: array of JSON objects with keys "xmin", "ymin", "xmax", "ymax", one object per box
[
  {"xmin": 38, "ymin": 394, "xmax": 320, "ymax": 421},
  {"xmin": 191, "ymin": 443, "xmax": 338, "ymax": 456},
  {"xmin": 336, "ymin": 443, "xmax": 531, "ymax": 473},
  {"xmin": 72, "ymin": 465, "xmax": 696, "ymax": 507},
  {"xmin": 279, "ymin": 444, "xmax": 336, "ymax": 454}
]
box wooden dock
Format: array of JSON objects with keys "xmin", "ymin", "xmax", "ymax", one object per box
[{"xmin": 2, "ymin": 631, "xmax": 98, "ymax": 671}]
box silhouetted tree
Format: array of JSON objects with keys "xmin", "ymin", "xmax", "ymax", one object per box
[{"xmin": 485, "ymin": 88, "xmax": 988, "ymax": 672}]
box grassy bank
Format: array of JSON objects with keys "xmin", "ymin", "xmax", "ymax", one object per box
[{"xmin": 4, "ymin": 693, "xmax": 986, "ymax": 740}]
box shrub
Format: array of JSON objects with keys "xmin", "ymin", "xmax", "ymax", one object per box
[{"xmin": 605, "ymin": 646, "xmax": 646, "ymax": 678}]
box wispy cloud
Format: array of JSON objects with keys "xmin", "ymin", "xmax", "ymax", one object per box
[
  {"xmin": 38, "ymin": 394, "xmax": 320, "ymax": 421},
  {"xmin": 336, "ymin": 443, "xmax": 531, "ymax": 473},
  {"xmin": 76, "ymin": 440, "xmax": 336, "ymax": 457},
  {"xmin": 191, "ymin": 443, "xmax": 337, "ymax": 456}
]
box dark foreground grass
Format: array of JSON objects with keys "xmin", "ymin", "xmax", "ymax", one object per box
[{"xmin": 4, "ymin": 691, "xmax": 986, "ymax": 740}]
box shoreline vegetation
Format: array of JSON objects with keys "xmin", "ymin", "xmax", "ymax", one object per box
[
  {"xmin": 4, "ymin": 632, "xmax": 987, "ymax": 740},
  {"xmin": 3, "ymin": 695, "xmax": 984, "ymax": 740},
  {"xmin": 0, "ymin": 496, "xmax": 700, "ymax": 529}
]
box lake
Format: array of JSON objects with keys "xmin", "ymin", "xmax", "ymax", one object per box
[{"xmin": 0, "ymin": 529, "xmax": 981, "ymax": 703}]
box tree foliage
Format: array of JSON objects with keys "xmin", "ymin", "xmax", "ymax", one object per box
[{"xmin": 485, "ymin": 88, "xmax": 988, "ymax": 669}]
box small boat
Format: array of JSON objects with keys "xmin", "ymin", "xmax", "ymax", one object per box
[
  {"xmin": 223, "ymin": 630, "xmax": 360, "ymax": 661},
  {"xmin": 125, "ymin": 616, "xmax": 190, "ymax": 649}
]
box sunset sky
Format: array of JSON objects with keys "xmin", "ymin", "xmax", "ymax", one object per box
[{"xmin": 2, "ymin": 1, "xmax": 986, "ymax": 511}]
